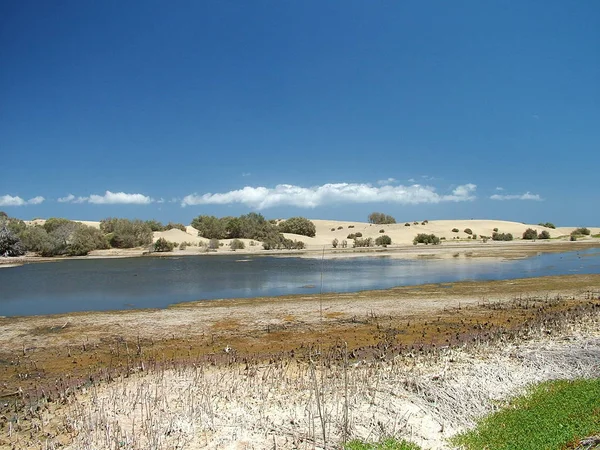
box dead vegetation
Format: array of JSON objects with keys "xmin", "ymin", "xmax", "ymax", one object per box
[{"xmin": 0, "ymin": 275, "xmax": 599, "ymax": 449}]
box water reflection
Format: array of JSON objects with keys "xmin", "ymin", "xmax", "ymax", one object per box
[{"xmin": 0, "ymin": 248, "xmax": 598, "ymax": 317}]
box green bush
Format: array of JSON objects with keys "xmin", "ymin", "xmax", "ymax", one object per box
[
  {"xmin": 331, "ymin": 228, "xmax": 335, "ymax": 231},
  {"xmin": 368, "ymin": 212, "xmax": 396, "ymax": 224},
  {"xmin": 379, "ymin": 229, "xmax": 385, "ymax": 233},
  {"xmin": 179, "ymin": 242, "xmax": 187, "ymax": 250},
  {"xmin": 405, "ymin": 223, "xmax": 411, "ymax": 226},
  {"xmin": 492, "ymin": 232, "xmax": 513, "ymax": 241},
  {"xmin": 538, "ymin": 230, "xmax": 551, "ymax": 239},
  {"xmin": 145, "ymin": 219, "xmax": 164, "ymax": 231},
  {"xmin": 0, "ymin": 225, "xmax": 25, "ymax": 257},
  {"xmin": 464, "ymin": 228, "xmax": 473, "ymax": 235},
  {"xmin": 522, "ymin": 228, "xmax": 538, "ymax": 240},
  {"xmin": 278, "ymin": 217, "xmax": 316, "ymax": 237},
  {"xmin": 68, "ymin": 224, "xmax": 109, "ymax": 256},
  {"xmin": 230, "ymin": 239, "xmax": 245, "ymax": 250},
  {"xmin": 154, "ymin": 237, "xmax": 175, "ymax": 252},
  {"xmin": 493, "ymin": 227, "xmax": 499, "ymax": 232},
  {"xmin": 452, "ymin": 228, "xmax": 459, "ymax": 233},
  {"xmin": 348, "ymin": 225, "xmax": 355, "ymax": 228},
  {"xmin": 104, "ymin": 219, "xmax": 153, "ymax": 248},
  {"xmin": 165, "ymin": 222, "xmax": 186, "ymax": 232},
  {"xmin": 337, "ymin": 226, "xmax": 343, "ymax": 230},
  {"xmin": 347, "ymin": 233, "xmax": 356, "ymax": 239},
  {"xmin": 19, "ymin": 225, "xmax": 49, "ymax": 253},
  {"xmin": 413, "ymin": 233, "xmax": 440, "ymax": 245},
  {"xmin": 353, "ymin": 237, "xmax": 373, "ymax": 248},
  {"xmin": 355, "ymin": 232, "xmax": 363, "ymax": 238},
  {"xmin": 570, "ymin": 235, "xmax": 577, "ymax": 241},
  {"xmin": 375, "ymin": 235, "xmax": 392, "ymax": 246},
  {"xmin": 208, "ymin": 238, "xmax": 220, "ymax": 250},
  {"xmin": 538, "ymin": 222, "xmax": 556, "ymax": 229},
  {"xmin": 571, "ymin": 227, "xmax": 590, "ymax": 236},
  {"xmin": 332, "ymin": 238, "xmax": 339, "ymax": 248}
]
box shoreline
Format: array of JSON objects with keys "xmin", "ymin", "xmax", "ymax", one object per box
[
  {"xmin": 1, "ymin": 237, "xmax": 599, "ymax": 267},
  {"xmin": 1, "ymin": 273, "xmax": 599, "ymax": 449}
]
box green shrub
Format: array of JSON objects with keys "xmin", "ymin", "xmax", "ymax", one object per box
[
  {"xmin": 379, "ymin": 229, "xmax": 385, "ymax": 233},
  {"xmin": 165, "ymin": 222, "xmax": 186, "ymax": 232},
  {"xmin": 332, "ymin": 238, "xmax": 339, "ymax": 248},
  {"xmin": 19, "ymin": 225, "xmax": 50, "ymax": 253},
  {"xmin": 492, "ymin": 232, "xmax": 513, "ymax": 241},
  {"xmin": 413, "ymin": 221, "xmax": 418, "ymax": 225},
  {"xmin": 464, "ymin": 228, "xmax": 473, "ymax": 235},
  {"xmin": 405, "ymin": 223, "xmax": 411, "ymax": 226},
  {"xmin": 538, "ymin": 230, "xmax": 551, "ymax": 239},
  {"xmin": 368, "ymin": 212, "xmax": 396, "ymax": 224},
  {"xmin": 105, "ymin": 219, "xmax": 153, "ymax": 248},
  {"xmin": 348, "ymin": 225, "xmax": 355, "ymax": 228},
  {"xmin": 522, "ymin": 228, "xmax": 538, "ymax": 240},
  {"xmin": 0, "ymin": 225, "xmax": 25, "ymax": 257},
  {"xmin": 355, "ymin": 232, "xmax": 363, "ymax": 238},
  {"xmin": 208, "ymin": 238, "xmax": 220, "ymax": 250},
  {"xmin": 145, "ymin": 220, "xmax": 164, "ymax": 231},
  {"xmin": 452, "ymin": 228, "xmax": 459, "ymax": 233},
  {"xmin": 493, "ymin": 227, "xmax": 499, "ymax": 232},
  {"xmin": 337, "ymin": 226, "xmax": 343, "ymax": 230},
  {"xmin": 230, "ymin": 239, "xmax": 245, "ymax": 250},
  {"xmin": 538, "ymin": 222, "xmax": 556, "ymax": 229},
  {"xmin": 179, "ymin": 242, "xmax": 187, "ymax": 250},
  {"xmin": 570, "ymin": 235, "xmax": 577, "ymax": 241},
  {"xmin": 353, "ymin": 237, "xmax": 373, "ymax": 248},
  {"xmin": 154, "ymin": 237, "xmax": 175, "ymax": 252},
  {"xmin": 375, "ymin": 235, "xmax": 391, "ymax": 246},
  {"xmin": 68, "ymin": 224, "xmax": 109, "ymax": 256},
  {"xmin": 278, "ymin": 217, "xmax": 316, "ymax": 237},
  {"xmin": 347, "ymin": 233, "xmax": 356, "ymax": 239},
  {"xmin": 413, "ymin": 233, "xmax": 440, "ymax": 245},
  {"xmin": 571, "ymin": 227, "xmax": 590, "ymax": 236},
  {"xmin": 331, "ymin": 228, "xmax": 335, "ymax": 231},
  {"xmin": 341, "ymin": 239, "xmax": 348, "ymax": 248}
]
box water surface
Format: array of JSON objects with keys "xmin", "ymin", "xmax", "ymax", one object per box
[{"xmin": 0, "ymin": 249, "xmax": 598, "ymax": 317}]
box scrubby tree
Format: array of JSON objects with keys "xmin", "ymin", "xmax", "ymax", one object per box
[
  {"xmin": 332, "ymin": 238, "xmax": 339, "ymax": 248},
  {"xmin": 452, "ymin": 228, "xmax": 459, "ymax": 233},
  {"xmin": 413, "ymin": 233, "xmax": 440, "ymax": 245},
  {"xmin": 538, "ymin": 230, "xmax": 551, "ymax": 239},
  {"xmin": 191, "ymin": 215, "xmax": 228, "ymax": 239},
  {"xmin": 538, "ymin": 222, "xmax": 556, "ymax": 229},
  {"xmin": 492, "ymin": 232, "xmax": 513, "ymax": 241},
  {"xmin": 230, "ymin": 239, "xmax": 245, "ymax": 250},
  {"xmin": 208, "ymin": 238, "xmax": 220, "ymax": 250},
  {"xmin": 375, "ymin": 235, "xmax": 392, "ymax": 246},
  {"xmin": 145, "ymin": 219, "xmax": 164, "ymax": 231},
  {"xmin": 154, "ymin": 237, "xmax": 175, "ymax": 252},
  {"xmin": 43, "ymin": 217, "xmax": 73, "ymax": 234},
  {"xmin": 522, "ymin": 228, "xmax": 538, "ymax": 240},
  {"xmin": 368, "ymin": 212, "xmax": 396, "ymax": 225},
  {"xmin": 278, "ymin": 217, "xmax": 316, "ymax": 237},
  {"xmin": 0, "ymin": 225, "xmax": 25, "ymax": 256},
  {"xmin": 165, "ymin": 222, "xmax": 186, "ymax": 232},
  {"xmin": 571, "ymin": 227, "xmax": 591, "ymax": 236},
  {"xmin": 20, "ymin": 226, "xmax": 49, "ymax": 253},
  {"xmin": 353, "ymin": 237, "xmax": 373, "ymax": 248},
  {"xmin": 68, "ymin": 224, "xmax": 109, "ymax": 256},
  {"xmin": 102, "ymin": 218, "xmax": 153, "ymax": 248},
  {"xmin": 464, "ymin": 228, "xmax": 473, "ymax": 235}
]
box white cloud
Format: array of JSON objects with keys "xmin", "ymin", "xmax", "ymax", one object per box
[
  {"xmin": 27, "ymin": 196, "xmax": 45, "ymax": 205},
  {"xmin": 242, "ymin": 172, "xmax": 251, "ymax": 177},
  {"xmin": 377, "ymin": 177, "xmax": 397, "ymax": 186},
  {"xmin": 495, "ymin": 187, "xmax": 504, "ymax": 191},
  {"xmin": 0, "ymin": 195, "xmax": 25, "ymax": 206},
  {"xmin": 87, "ymin": 191, "xmax": 153, "ymax": 205},
  {"xmin": 181, "ymin": 182, "xmax": 477, "ymax": 209},
  {"xmin": 58, "ymin": 194, "xmax": 76, "ymax": 203},
  {"xmin": 490, "ymin": 192, "xmax": 542, "ymax": 201},
  {"xmin": 0, "ymin": 195, "xmax": 45, "ymax": 206}
]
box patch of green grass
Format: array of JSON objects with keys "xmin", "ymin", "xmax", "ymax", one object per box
[
  {"xmin": 452, "ymin": 378, "xmax": 600, "ymax": 450},
  {"xmin": 592, "ymin": 233, "xmax": 600, "ymax": 239},
  {"xmin": 345, "ymin": 438, "xmax": 422, "ymax": 450}
]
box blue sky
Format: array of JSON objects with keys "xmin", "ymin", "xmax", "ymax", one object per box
[{"xmin": 1, "ymin": 1, "xmax": 598, "ymax": 226}]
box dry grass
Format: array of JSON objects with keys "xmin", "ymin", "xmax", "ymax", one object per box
[{"xmin": 1, "ymin": 275, "xmax": 599, "ymax": 449}]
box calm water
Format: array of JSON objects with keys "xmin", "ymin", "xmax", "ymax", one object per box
[{"xmin": 1, "ymin": 249, "xmax": 599, "ymax": 317}]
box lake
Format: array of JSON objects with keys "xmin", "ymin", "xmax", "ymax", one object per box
[{"xmin": 1, "ymin": 249, "xmax": 599, "ymax": 317}]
